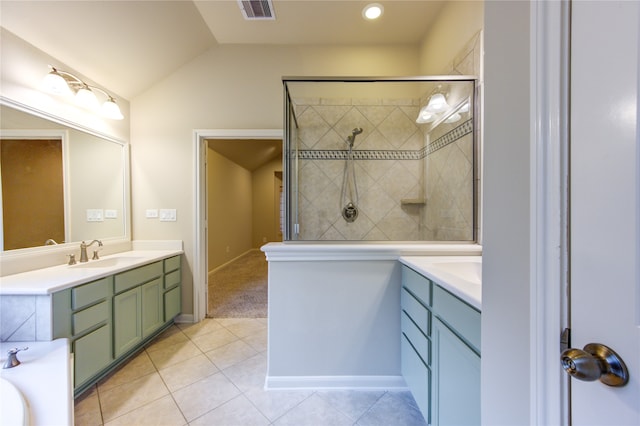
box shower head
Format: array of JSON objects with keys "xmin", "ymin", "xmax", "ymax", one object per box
[{"xmin": 346, "ymin": 128, "xmax": 364, "ymax": 146}]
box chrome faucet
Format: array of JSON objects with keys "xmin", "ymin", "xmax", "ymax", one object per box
[
  {"xmin": 80, "ymin": 240, "xmax": 103, "ymax": 262},
  {"xmin": 3, "ymin": 347, "xmax": 28, "ymax": 369}
]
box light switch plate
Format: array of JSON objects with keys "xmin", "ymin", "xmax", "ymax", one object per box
[
  {"xmin": 105, "ymin": 209, "xmax": 118, "ymax": 219},
  {"xmin": 159, "ymin": 209, "xmax": 177, "ymax": 222},
  {"xmin": 146, "ymin": 209, "xmax": 159, "ymax": 218},
  {"xmin": 86, "ymin": 209, "xmax": 104, "ymax": 222}
]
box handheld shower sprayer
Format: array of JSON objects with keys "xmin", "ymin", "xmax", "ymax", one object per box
[{"xmin": 346, "ymin": 128, "xmax": 363, "ymax": 147}]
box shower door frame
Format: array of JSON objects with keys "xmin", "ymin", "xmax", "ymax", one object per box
[{"xmin": 282, "ymin": 75, "xmax": 480, "ymax": 243}]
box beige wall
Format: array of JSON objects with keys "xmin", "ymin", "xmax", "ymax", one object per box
[
  {"xmin": 207, "ymin": 148, "xmax": 252, "ymax": 270},
  {"xmin": 252, "ymin": 156, "xmax": 283, "ymax": 248},
  {"xmin": 418, "ymin": 1, "xmax": 484, "ymax": 75}
]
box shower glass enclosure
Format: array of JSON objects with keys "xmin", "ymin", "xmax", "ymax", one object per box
[{"xmin": 283, "ymin": 77, "xmax": 478, "ymax": 242}]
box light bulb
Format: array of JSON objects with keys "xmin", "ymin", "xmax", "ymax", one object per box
[
  {"xmin": 102, "ymin": 98, "xmax": 124, "ymax": 120},
  {"xmin": 75, "ymin": 85, "xmax": 99, "ymax": 110},
  {"xmin": 426, "ymin": 93, "xmax": 449, "ymax": 113},
  {"xmin": 445, "ymin": 113, "xmax": 461, "ymax": 124},
  {"xmin": 363, "ymin": 3, "xmax": 383, "ymax": 20},
  {"xmin": 416, "ymin": 107, "xmax": 435, "ymax": 124},
  {"xmin": 43, "ymin": 70, "xmax": 72, "ymax": 96}
]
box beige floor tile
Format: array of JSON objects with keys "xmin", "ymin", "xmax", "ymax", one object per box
[
  {"xmin": 177, "ymin": 318, "xmax": 223, "ymax": 339},
  {"xmin": 242, "ymin": 329, "xmax": 268, "ymax": 352},
  {"xmin": 145, "ymin": 325, "xmax": 189, "ymax": 353},
  {"xmin": 98, "ymin": 372, "xmax": 169, "ymax": 422},
  {"xmin": 224, "ymin": 318, "xmax": 267, "ymax": 339},
  {"xmin": 189, "ymin": 395, "xmax": 270, "ymax": 426},
  {"xmin": 221, "ymin": 353, "xmax": 268, "ymax": 392},
  {"xmin": 273, "ymin": 393, "xmax": 353, "ymax": 426},
  {"xmin": 73, "ymin": 385, "xmax": 103, "ymax": 426},
  {"xmin": 171, "ymin": 372, "xmax": 241, "ymax": 422},
  {"xmin": 190, "ymin": 327, "xmax": 239, "ymax": 353},
  {"xmin": 146, "ymin": 340, "xmax": 203, "ymax": 370},
  {"xmin": 103, "ymin": 395, "xmax": 187, "ymax": 426},
  {"xmin": 158, "ymin": 353, "xmax": 218, "ymax": 392},
  {"xmin": 205, "ymin": 339, "xmax": 258, "ymax": 370},
  {"xmin": 97, "ymin": 350, "xmax": 156, "ymax": 392},
  {"xmin": 243, "ymin": 387, "xmax": 313, "ymax": 422}
]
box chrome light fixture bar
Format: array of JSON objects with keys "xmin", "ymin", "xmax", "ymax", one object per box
[{"xmin": 43, "ymin": 66, "xmax": 124, "ymax": 120}]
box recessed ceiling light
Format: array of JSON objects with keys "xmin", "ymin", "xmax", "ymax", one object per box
[{"xmin": 363, "ymin": 3, "xmax": 384, "ymax": 20}]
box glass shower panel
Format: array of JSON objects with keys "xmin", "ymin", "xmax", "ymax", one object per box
[{"xmin": 283, "ymin": 77, "xmax": 477, "ymax": 242}]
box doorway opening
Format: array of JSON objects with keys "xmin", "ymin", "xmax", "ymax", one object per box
[{"xmin": 197, "ymin": 132, "xmax": 283, "ymax": 319}]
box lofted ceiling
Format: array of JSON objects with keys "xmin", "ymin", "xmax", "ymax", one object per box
[{"xmin": 0, "ymin": 0, "xmax": 445, "ymax": 100}]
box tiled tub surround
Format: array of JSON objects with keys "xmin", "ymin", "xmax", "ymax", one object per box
[
  {"xmin": 291, "ymin": 96, "xmax": 475, "ymax": 241},
  {"xmin": 0, "ymin": 248, "xmax": 183, "ymax": 342}
]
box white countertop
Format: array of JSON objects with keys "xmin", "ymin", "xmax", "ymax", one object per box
[
  {"xmin": 400, "ymin": 256, "xmax": 482, "ymax": 309},
  {"xmin": 0, "ymin": 250, "xmax": 182, "ymax": 295},
  {"xmin": 0, "ymin": 339, "xmax": 72, "ymax": 426}
]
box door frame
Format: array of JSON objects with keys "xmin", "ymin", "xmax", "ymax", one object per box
[
  {"xmin": 192, "ymin": 128, "xmax": 283, "ymax": 322},
  {"xmin": 529, "ymin": 1, "xmax": 570, "ymax": 423}
]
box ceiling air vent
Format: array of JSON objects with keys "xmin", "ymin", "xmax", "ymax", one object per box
[{"xmin": 238, "ymin": 0, "xmax": 276, "ymax": 20}]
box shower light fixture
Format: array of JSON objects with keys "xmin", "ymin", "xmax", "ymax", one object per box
[
  {"xmin": 363, "ymin": 3, "xmax": 384, "ymax": 20},
  {"xmin": 42, "ymin": 66, "xmax": 124, "ymax": 120}
]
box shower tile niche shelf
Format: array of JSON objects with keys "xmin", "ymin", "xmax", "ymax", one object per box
[{"xmin": 400, "ymin": 198, "xmax": 426, "ymax": 206}]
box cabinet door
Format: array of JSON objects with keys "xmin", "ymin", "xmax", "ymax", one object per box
[
  {"xmin": 432, "ymin": 318, "xmax": 480, "ymax": 426},
  {"xmin": 113, "ymin": 287, "xmax": 142, "ymax": 357},
  {"xmin": 142, "ymin": 278, "xmax": 163, "ymax": 338},
  {"xmin": 74, "ymin": 324, "xmax": 112, "ymax": 388}
]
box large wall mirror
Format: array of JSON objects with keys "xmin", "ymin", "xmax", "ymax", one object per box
[{"xmin": 0, "ymin": 100, "xmax": 129, "ymax": 252}]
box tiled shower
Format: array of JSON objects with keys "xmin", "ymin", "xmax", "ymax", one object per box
[{"xmin": 284, "ymin": 78, "xmax": 476, "ymax": 242}]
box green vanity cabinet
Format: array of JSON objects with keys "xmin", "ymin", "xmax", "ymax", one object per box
[
  {"xmin": 52, "ymin": 276, "xmax": 114, "ymax": 390},
  {"xmin": 52, "ymin": 254, "xmax": 182, "ymax": 396},
  {"xmin": 401, "ymin": 265, "xmax": 481, "ymax": 426}
]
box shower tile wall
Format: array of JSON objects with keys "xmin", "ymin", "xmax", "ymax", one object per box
[{"xmin": 294, "ymin": 98, "xmax": 423, "ymax": 240}]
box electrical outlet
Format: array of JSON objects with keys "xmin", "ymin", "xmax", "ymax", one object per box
[
  {"xmin": 105, "ymin": 209, "xmax": 118, "ymax": 219},
  {"xmin": 146, "ymin": 209, "xmax": 158, "ymax": 218}
]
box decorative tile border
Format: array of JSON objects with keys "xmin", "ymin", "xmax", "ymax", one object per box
[{"xmin": 297, "ymin": 119, "xmax": 473, "ymax": 160}]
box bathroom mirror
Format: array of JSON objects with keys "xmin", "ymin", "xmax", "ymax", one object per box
[{"xmin": 0, "ymin": 102, "xmax": 129, "ymax": 251}]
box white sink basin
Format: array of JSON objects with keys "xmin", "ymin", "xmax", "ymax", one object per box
[{"xmin": 0, "ymin": 378, "xmax": 29, "ymax": 426}]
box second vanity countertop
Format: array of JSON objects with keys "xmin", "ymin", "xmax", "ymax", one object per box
[
  {"xmin": 400, "ymin": 256, "xmax": 482, "ymax": 310},
  {"xmin": 0, "ymin": 250, "xmax": 183, "ymax": 295}
]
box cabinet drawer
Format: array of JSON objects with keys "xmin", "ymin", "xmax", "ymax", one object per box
[
  {"xmin": 115, "ymin": 261, "xmax": 163, "ymax": 293},
  {"xmin": 433, "ymin": 285, "xmax": 481, "ymax": 352},
  {"xmin": 402, "ymin": 266, "xmax": 431, "ymax": 306},
  {"xmin": 401, "ymin": 288, "xmax": 431, "ymax": 337},
  {"xmin": 401, "ymin": 335, "xmax": 430, "ymax": 422},
  {"xmin": 164, "ymin": 269, "xmax": 181, "ymax": 289},
  {"xmin": 402, "ymin": 311, "xmax": 430, "ymax": 366},
  {"xmin": 72, "ymin": 277, "xmax": 110, "ymax": 309},
  {"xmin": 164, "ymin": 286, "xmax": 181, "ymax": 321},
  {"xmin": 74, "ymin": 324, "xmax": 112, "ymax": 388},
  {"xmin": 164, "ymin": 256, "xmax": 181, "ymax": 273},
  {"xmin": 73, "ymin": 300, "xmax": 109, "ymax": 335}
]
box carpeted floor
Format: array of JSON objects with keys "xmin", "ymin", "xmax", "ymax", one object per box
[{"xmin": 207, "ymin": 249, "xmax": 268, "ymax": 318}]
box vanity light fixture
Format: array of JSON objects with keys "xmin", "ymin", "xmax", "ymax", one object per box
[
  {"xmin": 425, "ymin": 92, "xmax": 449, "ymax": 113},
  {"xmin": 43, "ymin": 66, "xmax": 124, "ymax": 120},
  {"xmin": 363, "ymin": 3, "xmax": 384, "ymax": 20},
  {"xmin": 415, "ymin": 106, "xmax": 435, "ymax": 124}
]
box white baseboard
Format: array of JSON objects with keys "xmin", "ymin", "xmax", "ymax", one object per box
[
  {"xmin": 265, "ymin": 375, "xmax": 407, "ymax": 391},
  {"xmin": 174, "ymin": 313, "xmax": 194, "ymax": 324}
]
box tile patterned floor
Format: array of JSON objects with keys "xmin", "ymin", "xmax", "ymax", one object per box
[{"xmin": 74, "ymin": 318, "xmax": 427, "ymax": 426}]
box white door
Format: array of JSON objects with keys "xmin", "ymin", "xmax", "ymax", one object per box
[{"xmin": 568, "ymin": 1, "xmax": 640, "ymax": 424}]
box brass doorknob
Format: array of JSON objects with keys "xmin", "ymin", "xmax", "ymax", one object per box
[{"xmin": 561, "ymin": 343, "xmax": 629, "ymax": 387}]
